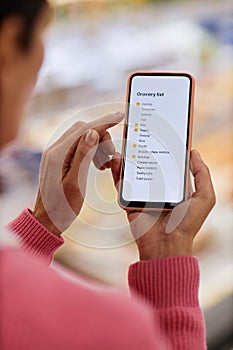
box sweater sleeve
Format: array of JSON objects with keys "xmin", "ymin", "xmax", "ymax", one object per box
[
  {"xmin": 6, "ymin": 209, "xmax": 64, "ymax": 264},
  {"xmin": 128, "ymin": 256, "xmax": 206, "ymax": 350}
]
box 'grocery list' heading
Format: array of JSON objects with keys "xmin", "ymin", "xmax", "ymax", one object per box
[{"xmin": 137, "ymin": 91, "xmax": 165, "ymax": 97}]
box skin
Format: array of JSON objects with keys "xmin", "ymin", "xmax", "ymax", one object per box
[
  {"xmin": 0, "ymin": 7, "xmax": 48, "ymax": 148},
  {"xmin": 111, "ymin": 150, "xmax": 216, "ymax": 259},
  {"xmin": 0, "ymin": 4, "xmax": 216, "ymax": 259},
  {"xmin": 33, "ymin": 112, "xmax": 125, "ymax": 235}
]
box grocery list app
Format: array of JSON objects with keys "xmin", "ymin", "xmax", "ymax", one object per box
[{"xmin": 122, "ymin": 74, "xmax": 191, "ymax": 204}]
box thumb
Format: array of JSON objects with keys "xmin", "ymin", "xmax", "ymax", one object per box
[
  {"xmin": 110, "ymin": 152, "xmax": 122, "ymax": 191},
  {"xmin": 68, "ymin": 129, "xmax": 99, "ymax": 184},
  {"xmin": 61, "ymin": 129, "xmax": 99, "ymax": 217},
  {"xmin": 191, "ymin": 149, "xmax": 215, "ymax": 207}
]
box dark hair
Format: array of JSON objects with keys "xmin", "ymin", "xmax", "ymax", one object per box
[{"xmin": 0, "ymin": 0, "xmax": 47, "ymax": 50}]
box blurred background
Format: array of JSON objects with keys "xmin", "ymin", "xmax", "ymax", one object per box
[{"xmin": 1, "ymin": 0, "xmax": 232, "ymax": 349}]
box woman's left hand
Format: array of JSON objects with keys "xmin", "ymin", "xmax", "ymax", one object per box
[
  {"xmin": 33, "ymin": 112, "xmax": 124, "ymax": 236},
  {"xmin": 110, "ymin": 150, "xmax": 215, "ymax": 260}
]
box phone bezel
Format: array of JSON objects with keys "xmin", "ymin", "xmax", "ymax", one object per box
[{"xmin": 118, "ymin": 72, "xmax": 195, "ymax": 211}]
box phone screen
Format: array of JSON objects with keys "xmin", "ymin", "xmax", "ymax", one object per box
[{"xmin": 120, "ymin": 72, "xmax": 194, "ymax": 209}]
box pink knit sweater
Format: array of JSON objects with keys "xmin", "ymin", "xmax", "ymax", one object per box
[{"xmin": 1, "ymin": 209, "xmax": 206, "ymax": 349}]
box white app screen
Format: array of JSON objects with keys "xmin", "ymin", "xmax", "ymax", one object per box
[{"xmin": 122, "ymin": 75, "xmax": 191, "ymax": 204}]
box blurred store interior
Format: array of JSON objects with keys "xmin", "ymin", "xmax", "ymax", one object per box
[{"xmin": 0, "ymin": 0, "xmax": 232, "ymax": 349}]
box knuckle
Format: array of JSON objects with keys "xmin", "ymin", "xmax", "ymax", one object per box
[
  {"xmin": 78, "ymin": 145, "xmax": 88, "ymax": 158},
  {"xmin": 203, "ymin": 162, "xmax": 210, "ymax": 174},
  {"xmin": 75, "ymin": 121, "xmax": 86, "ymax": 129},
  {"xmin": 210, "ymin": 192, "xmax": 216, "ymax": 207},
  {"xmin": 206, "ymin": 191, "xmax": 216, "ymax": 209},
  {"xmin": 79, "ymin": 143, "xmax": 94, "ymax": 159},
  {"xmin": 43, "ymin": 148, "xmax": 53, "ymax": 162}
]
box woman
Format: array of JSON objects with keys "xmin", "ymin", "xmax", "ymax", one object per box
[{"xmin": 0, "ymin": 1, "xmax": 216, "ymax": 349}]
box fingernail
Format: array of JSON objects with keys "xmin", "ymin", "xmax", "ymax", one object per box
[
  {"xmin": 84, "ymin": 129, "xmax": 98, "ymax": 145},
  {"xmin": 193, "ymin": 149, "xmax": 201, "ymax": 159}
]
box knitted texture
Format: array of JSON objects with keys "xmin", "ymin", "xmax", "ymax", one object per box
[
  {"xmin": 129, "ymin": 257, "xmax": 206, "ymax": 350},
  {"xmin": 7, "ymin": 209, "xmax": 64, "ymax": 264},
  {"xmin": 2, "ymin": 210, "xmax": 207, "ymax": 349}
]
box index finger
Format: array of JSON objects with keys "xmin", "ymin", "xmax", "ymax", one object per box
[{"xmin": 88, "ymin": 112, "xmax": 125, "ymax": 137}]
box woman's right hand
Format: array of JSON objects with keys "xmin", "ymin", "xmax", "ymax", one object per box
[{"xmin": 33, "ymin": 112, "xmax": 124, "ymax": 236}]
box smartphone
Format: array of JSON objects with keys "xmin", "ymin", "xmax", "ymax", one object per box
[{"xmin": 119, "ymin": 72, "xmax": 195, "ymax": 211}]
